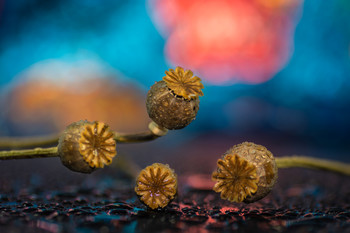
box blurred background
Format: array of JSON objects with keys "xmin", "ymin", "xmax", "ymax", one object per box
[{"xmin": 0, "ymin": 0, "xmax": 349, "ymax": 178}]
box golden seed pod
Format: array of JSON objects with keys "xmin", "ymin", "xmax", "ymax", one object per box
[
  {"xmin": 212, "ymin": 142, "xmax": 278, "ymax": 203},
  {"xmin": 58, "ymin": 120, "xmax": 117, "ymax": 173},
  {"xmin": 135, "ymin": 163, "xmax": 178, "ymax": 210},
  {"xmin": 146, "ymin": 67, "xmax": 204, "ymax": 130}
]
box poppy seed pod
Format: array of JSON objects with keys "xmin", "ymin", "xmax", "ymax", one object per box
[
  {"xmin": 212, "ymin": 142, "xmax": 278, "ymax": 203},
  {"xmin": 58, "ymin": 120, "xmax": 117, "ymax": 173},
  {"xmin": 135, "ymin": 163, "xmax": 178, "ymax": 210},
  {"xmin": 146, "ymin": 67, "xmax": 204, "ymax": 130}
]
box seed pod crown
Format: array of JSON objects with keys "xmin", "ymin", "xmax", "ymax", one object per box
[
  {"xmin": 135, "ymin": 163, "xmax": 177, "ymax": 209},
  {"xmin": 58, "ymin": 120, "xmax": 117, "ymax": 173}
]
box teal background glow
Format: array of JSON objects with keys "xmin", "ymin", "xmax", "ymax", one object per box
[{"xmin": 0, "ymin": 0, "xmax": 349, "ymax": 148}]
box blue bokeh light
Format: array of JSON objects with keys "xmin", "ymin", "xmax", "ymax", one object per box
[{"xmin": 0, "ymin": 0, "xmax": 349, "ymax": 147}]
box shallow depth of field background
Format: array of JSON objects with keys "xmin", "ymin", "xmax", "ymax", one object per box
[{"xmin": 0, "ymin": 0, "xmax": 349, "ymax": 173}]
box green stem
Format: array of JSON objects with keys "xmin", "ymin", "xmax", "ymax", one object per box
[
  {"xmin": 0, "ymin": 134, "xmax": 60, "ymax": 149},
  {"xmin": 0, "ymin": 147, "xmax": 59, "ymax": 160},
  {"xmin": 0, "ymin": 147, "xmax": 140, "ymax": 178},
  {"xmin": 276, "ymin": 156, "xmax": 350, "ymax": 176}
]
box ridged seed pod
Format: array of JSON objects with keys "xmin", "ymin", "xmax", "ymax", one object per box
[
  {"xmin": 146, "ymin": 67, "xmax": 204, "ymax": 130},
  {"xmin": 212, "ymin": 142, "xmax": 278, "ymax": 203},
  {"xmin": 58, "ymin": 120, "xmax": 117, "ymax": 173},
  {"xmin": 135, "ymin": 163, "xmax": 177, "ymax": 210}
]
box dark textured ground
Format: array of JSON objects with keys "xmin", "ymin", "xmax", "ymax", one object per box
[
  {"xmin": 0, "ymin": 134, "xmax": 349, "ymax": 233},
  {"xmin": 0, "ymin": 168, "xmax": 349, "ymax": 233}
]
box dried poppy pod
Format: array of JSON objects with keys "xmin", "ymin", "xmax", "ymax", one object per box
[
  {"xmin": 146, "ymin": 67, "xmax": 204, "ymax": 130},
  {"xmin": 58, "ymin": 120, "xmax": 117, "ymax": 173},
  {"xmin": 212, "ymin": 142, "xmax": 278, "ymax": 203},
  {"xmin": 135, "ymin": 163, "xmax": 177, "ymax": 210}
]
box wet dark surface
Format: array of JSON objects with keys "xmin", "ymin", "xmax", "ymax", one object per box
[
  {"xmin": 1, "ymin": 134, "xmax": 350, "ymax": 233},
  {"xmin": 0, "ymin": 167, "xmax": 349, "ymax": 233}
]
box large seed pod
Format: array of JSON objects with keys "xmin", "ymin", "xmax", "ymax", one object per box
[
  {"xmin": 146, "ymin": 67, "xmax": 204, "ymax": 130},
  {"xmin": 58, "ymin": 120, "xmax": 117, "ymax": 173},
  {"xmin": 212, "ymin": 142, "xmax": 278, "ymax": 203}
]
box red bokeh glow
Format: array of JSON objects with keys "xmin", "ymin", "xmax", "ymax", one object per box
[{"xmin": 148, "ymin": 0, "xmax": 302, "ymax": 84}]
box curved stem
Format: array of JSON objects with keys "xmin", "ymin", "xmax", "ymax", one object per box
[
  {"xmin": 0, "ymin": 122, "xmax": 168, "ymax": 149},
  {"xmin": 0, "ymin": 134, "xmax": 60, "ymax": 149},
  {"xmin": 276, "ymin": 156, "xmax": 350, "ymax": 176},
  {"xmin": 0, "ymin": 147, "xmax": 59, "ymax": 160},
  {"xmin": 114, "ymin": 131, "xmax": 161, "ymax": 143},
  {"xmin": 114, "ymin": 122, "xmax": 168, "ymax": 143}
]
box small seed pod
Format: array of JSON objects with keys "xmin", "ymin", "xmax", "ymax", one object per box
[
  {"xmin": 58, "ymin": 120, "xmax": 117, "ymax": 173},
  {"xmin": 146, "ymin": 67, "xmax": 204, "ymax": 130},
  {"xmin": 212, "ymin": 142, "xmax": 278, "ymax": 203},
  {"xmin": 135, "ymin": 163, "xmax": 177, "ymax": 210}
]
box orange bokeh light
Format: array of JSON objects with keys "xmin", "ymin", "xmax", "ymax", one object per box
[{"xmin": 4, "ymin": 60, "xmax": 149, "ymax": 135}]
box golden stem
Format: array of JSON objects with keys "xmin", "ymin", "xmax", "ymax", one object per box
[
  {"xmin": 113, "ymin": 131, "xmax": 160, "ymax": 143},
  {"xmin": 276, "ymin": 156, "xmax": 350, "ymax": 176},
  {"xmin": 114, "ymin": 122, "xmax": 168, "ymax": 143},
  {"xmin": 0, "ymin": 147, "xmax": 59, "ymax": 160},
  {"xmin": 0, "ymin": 122, "xmax": 168, "ymax": 149},
  {"xmin": 0, "ymin": 134, "xmax": 60, "ymax": 149}
]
